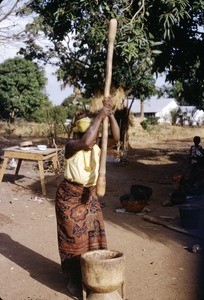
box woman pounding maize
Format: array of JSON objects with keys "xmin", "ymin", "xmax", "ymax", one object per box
[{"xmin": 55, "ymin": 97, "xmax": 120, "ymax": 299}]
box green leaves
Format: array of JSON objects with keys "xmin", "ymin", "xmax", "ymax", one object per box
[
  {"xmin": 159, "ymin": 0, "xmax": 190, "ymax": 39},
  {"xmin": 0, "ymin": 57, "xmax": 51, "ymax": 122},
  {"xmin": 19, "ymin": 0, "xmax": 204, "ymax": 107}
]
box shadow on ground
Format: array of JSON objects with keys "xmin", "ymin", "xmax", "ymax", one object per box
[{"xmin": 0, "ymin": 233, "xmax": 67, "ymax": 295}]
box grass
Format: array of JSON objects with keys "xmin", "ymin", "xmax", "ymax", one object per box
[{"xmin": 0, "ymin": 120, "xmax": 203, "ymax": 149}]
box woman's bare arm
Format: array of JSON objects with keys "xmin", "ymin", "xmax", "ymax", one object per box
[
  {"xmin": 103, "ymin": 96, "xmax": 120, "ymax": 142},
  {"xmin": 65, "ymin": 107, "xmax": 111, "ymax": 158},
  {"xmin": 109, "ymin": 114, "xmax": 120, "ymax": 142}
]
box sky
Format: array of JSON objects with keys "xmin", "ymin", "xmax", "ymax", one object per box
[{"xmin": 0, "ymin": 0, "xmax": 73, "ymax": 106}]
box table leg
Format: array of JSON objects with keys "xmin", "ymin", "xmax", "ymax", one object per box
[
  {"xmin": 0, "ymin": 157, "xmax": 9, "ymax": 182},
  {"xmin": 38, "ymin": 160, "xmax": 46, "ymax": 196},
  {"xmin": 14, "ymin": 159, "xmax": 22, "ymax": 182},
  {"xmin": 51, "ymin": 154, "xmax": 59, "ymax": 175}
]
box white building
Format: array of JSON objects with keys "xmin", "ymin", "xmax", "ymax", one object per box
[
  {"xmin": 177, "ymin": 106, "xmax": 204, "ymax": 126},
  {"xmin": 127, "ymin": 96, "xmax": 179, "ymax": 124}
]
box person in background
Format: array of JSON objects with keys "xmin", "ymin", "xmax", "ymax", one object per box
[
  {"xmin": 55, "ymin": 97, "xmax": 120, "ymax": 299},
  {"xmin": 189, "ymin": 136, "xmax": 204, "ymax": 184},
  {"xmin": 189, "ymin": 136, "xmax": 203, "ymax": 165}
]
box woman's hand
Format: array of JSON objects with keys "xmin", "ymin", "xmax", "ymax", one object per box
[
  {"xmin": 103, "ymin": 97, "xmax": 113, "ymax": 109},
  {"xmin": 87, "ymin": 139, "xmax": 96, "ymax": 150},
  {"xmin": 102, "ymin": 106, "xmax": 112, "ymax": 117},
  {"xmin": 102, "ymin": 97, "xmax": 114, "ymax": 116}
]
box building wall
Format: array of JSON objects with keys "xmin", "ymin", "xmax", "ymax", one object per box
[{"xmin": 155, "ymin": 100, "xmax": 179, "ymax": 123}]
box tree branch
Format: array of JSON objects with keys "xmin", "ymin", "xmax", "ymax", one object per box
[
  {"xmin": 131, "ymin": 0, "xmax": 146, "ymax": 23},
  {"xmin": 0, "ymin": 0, "xmax": 20, "ymax": 23}
]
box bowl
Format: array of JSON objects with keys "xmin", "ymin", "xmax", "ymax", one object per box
[
  {"xmin": 37, "ymin": 145, "xmax": 47, "ymax": 151},
  {"xmin": 19, "ymin": 147, "xmax": 30, "ymax": 151},
  {"xmin": 120, "ymin": 193, "xmax": 147, "ymax": 213},
  {"xmin": 130, "ymin": 184, "xmax": 153, "ymax": 200}
]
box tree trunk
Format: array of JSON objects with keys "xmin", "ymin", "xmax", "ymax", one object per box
[{"xmin": 140, "ymin": 100, "xmax": 144, "ymax": 120}]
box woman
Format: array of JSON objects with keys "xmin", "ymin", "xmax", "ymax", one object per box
[{"xmin": 55, "ymin": 97, "xmax": 120, "ymax": 299}]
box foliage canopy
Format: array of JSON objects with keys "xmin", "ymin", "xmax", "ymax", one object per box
[
  {"xmin": 0, "ymin": 57, "xmax": 51, "ymax": 122},
  {"xmin": 19, "ymin": 0, "xmax": 204, "ymax": 108}
]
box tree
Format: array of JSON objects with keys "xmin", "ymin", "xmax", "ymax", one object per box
[
  {"xmin": 0, "ymin": 0, "xmax": 32, "ymax": 45},
  {"xmin": 0, "ymin": 56, "xmax": 51, "ymax": 122},
  {"xmin": 19, "ymin": 1, "xmax": 203, "ymax": 106},
  {"xmin": 62, "ymin": 94, "xmax": 91, "ymax": 117},
  {"xmin": 19, "ymin": 1, "xmax": 168, "ymax": 99},
  {"xmin": 45, "ymin": 105, "xmax": 69, "ymax": 141},
  {"xmin": 16, "ymin": 0, "xmax": 204, "ymax": 155},
  {"xmin": 150, "ymin": 1, "xmax": 204, "ymax": 108},
  {"xmin": 18, "ymin": 0, "xmax": 203, "ymax": 156}
]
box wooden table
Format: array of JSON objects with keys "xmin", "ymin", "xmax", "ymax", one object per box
[{"xmin": 0, "ymin": 146, "xmax": 59, "ymax": 195}]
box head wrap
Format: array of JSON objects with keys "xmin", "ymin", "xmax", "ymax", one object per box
[{"xmin": 73, "ymin": 117, "xmax": 91, "ymax": 133}]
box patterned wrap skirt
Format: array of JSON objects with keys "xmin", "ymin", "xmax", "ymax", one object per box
[{"xmin": 55, "ymin": 179, "xmax": 107, "ymax": 275}]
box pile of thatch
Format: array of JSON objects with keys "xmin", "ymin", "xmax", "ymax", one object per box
[{"xmin": 90, "ymin": 87, "xmax": 126, "ymax": 113}]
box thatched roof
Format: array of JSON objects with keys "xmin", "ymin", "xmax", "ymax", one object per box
[{"xmin": 90, "ymin": 87, "xmax": 126, "ymax": 113}]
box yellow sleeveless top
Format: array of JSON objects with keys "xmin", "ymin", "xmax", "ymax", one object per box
[{"xmin": 64, "ymin": 144, "xmax": 101, "ymax": 187}]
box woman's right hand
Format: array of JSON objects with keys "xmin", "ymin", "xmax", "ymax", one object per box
[
  {"xmin": 102, "ymin": 97, "xmax": 113, "ymax": 116},
  {"xmin": 103, "ymin": 96, "xmax": 113, "ymax": 109}
]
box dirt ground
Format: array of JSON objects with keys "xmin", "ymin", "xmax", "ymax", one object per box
[{"xmin": 0, "ymin": 125, "xmax": 204, "ymax": 300}]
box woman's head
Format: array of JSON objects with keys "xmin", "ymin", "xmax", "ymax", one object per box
[
  {"xmin": 73, "ymin": 117, "xmax": 92, "ymax": 134},
  {"xmin": 72, "ymin": 111, "xmax": 97, "ymax": 138}
]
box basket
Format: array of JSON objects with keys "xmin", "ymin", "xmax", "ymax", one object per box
[{"xmin": 120, "ymin": 193, "xmax": 147, "ymax": 213}]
